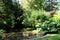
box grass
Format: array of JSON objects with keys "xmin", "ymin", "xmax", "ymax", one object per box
[{"xmin": 34, "ymin": 34, "xmax": 60, "ymax": 40}]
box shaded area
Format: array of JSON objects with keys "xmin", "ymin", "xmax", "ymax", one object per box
[{"xmin": 0, "ymin": 0, "xmax": 24, "ymax": 32}]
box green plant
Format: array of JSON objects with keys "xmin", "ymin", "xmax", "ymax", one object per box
[
  {"xmin": 45, "ymin": 0, "xmax": 58, "ymax": 11},
  {"xmin": 22, "ymin": 9, "xmax": 50, "ymax": 29},
  {"xmin": 40, "ymin": 14, "xmax": 60, "ymax": 33},
  {"xmin": 29, "ymin": 0, "xmax": 46, "ymax": 10},
  {"xmin": 0, "ymin": 29, "xmax": 5, "ymax": 36},
  {"xmin": 21, "ymin": 0, "xmax": 60, "ymax": 34},
  {"xmin": 0, "ymin": 0, "xmax": 24, "ymax": 32},
  {"xmin": 41, "ymin": 21, "xmax": 57, "ymax": 32},
  {"xmin": 51, "ymin": 15, "xmax": 60, "ymax": 33}
]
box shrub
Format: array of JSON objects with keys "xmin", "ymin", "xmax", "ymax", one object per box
[
  {"xmin": 0, "ymin": 0, "xmax": 24, "ymax": 32},
  {"xmin": 40, "ymin": 14, "xmax": 60, "ymax": 33},
  {"xmin": 0, "ymin": 29, "xmax": 5, "ymax": 36},
  {"xmin": 29, "ymin": 0, "xmax": 46, "ymax": 10},
  {"xmin": 22, "ymin": 10, "xmax": 50, "ymax": 28},
  {"xmin": 51, "ymin": 14, "xmax": 60, "ymax": 33},
  {"xmin": 0, "ymin": 0, "xmax": 15, "ymax": 29},
  {"xmin": 21, "ymin": 0, "xmax": 60, "ymax": 34}
]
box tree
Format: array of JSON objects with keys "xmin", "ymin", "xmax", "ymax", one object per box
[
  {"xmin": 45, "ymin": 0, "xmax": 58, "ymax": 11},
  {"xmin": 0, "ymin": 0, "xmax": 24, "ymax": 32},
  {"xmin": 29, "ymin": 0, "xmax": 46, "ymax": 10}
]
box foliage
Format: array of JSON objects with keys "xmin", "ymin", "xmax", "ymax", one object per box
[
  {"xmin": 21, "ymin": 0, "xmax": 60, "ymax": 33},
  {"xmin": 40, "ymin": 14, "xmax": 60, "ymax": 33},
  {"xmin": 29, "ymin": 0, "xmax": 46, "ymax": 10},
  {"xmin": 51, "ymin": 14, "xmax": 60, "ymax": 33},
  {"xmin": 0, "ymin": 0, "xmax": 15, "ymax": 29},
  {"xmin": 0, "ymin": 0, "xmax": 23, "ymax": 32},
  {"xmin": 45, "ymin": 0, "xmax": 58, "ymax": 11},
  {"xmin": 22, "ymin": 9, "xmax": 50, "ymax": 28},
  {"xmin": 22, "ymin": 9, "xmax": 60, "ymax": 33},
  {"xmin": 0, "ymin": 29, "xmax": 5, "ymax": 36},
  {"xmin": 51, "ymin": 15, "xmax": 60, "ymax": 28},
  {"xmin": 0, "ymin": 0, "xmax": 60, "ymax": 34}
]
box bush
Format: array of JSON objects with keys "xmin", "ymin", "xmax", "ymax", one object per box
[
  {"xmin": 20, "ymin": 0, "xmax": 60, "ymax": 34},
  {"xmin": 41, "ymin": 21, "xmax": 57, "ymax": 32},
  {"xmin": 40, "ymin": 14, "xmax": 60, "ymax": 33},
  {"xmin": 51, "ymin": 14, "xmax": 60, "ymax": 33},
  {"xmin": 0, "ymin": 29, "xmax": 5, "ymax": 36},
  {"xmin": 22, "ymin": 9, "xmax": 50, "ymax": 28},
  {"xmin": 22, "ymin": 9, "xmax": 60, "ymax": 34},
  {"xmin": 29, "ymin": 0, "xmax": 46, "ymax": 10},
  {"xmin": 0, "ymin": 0, "xmax": 24, "ymax": 32}
]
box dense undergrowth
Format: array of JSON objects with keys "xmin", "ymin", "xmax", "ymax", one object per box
[{"xmin": 0, "ymin": 0, "xmax": 60, "ymax": 40}]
